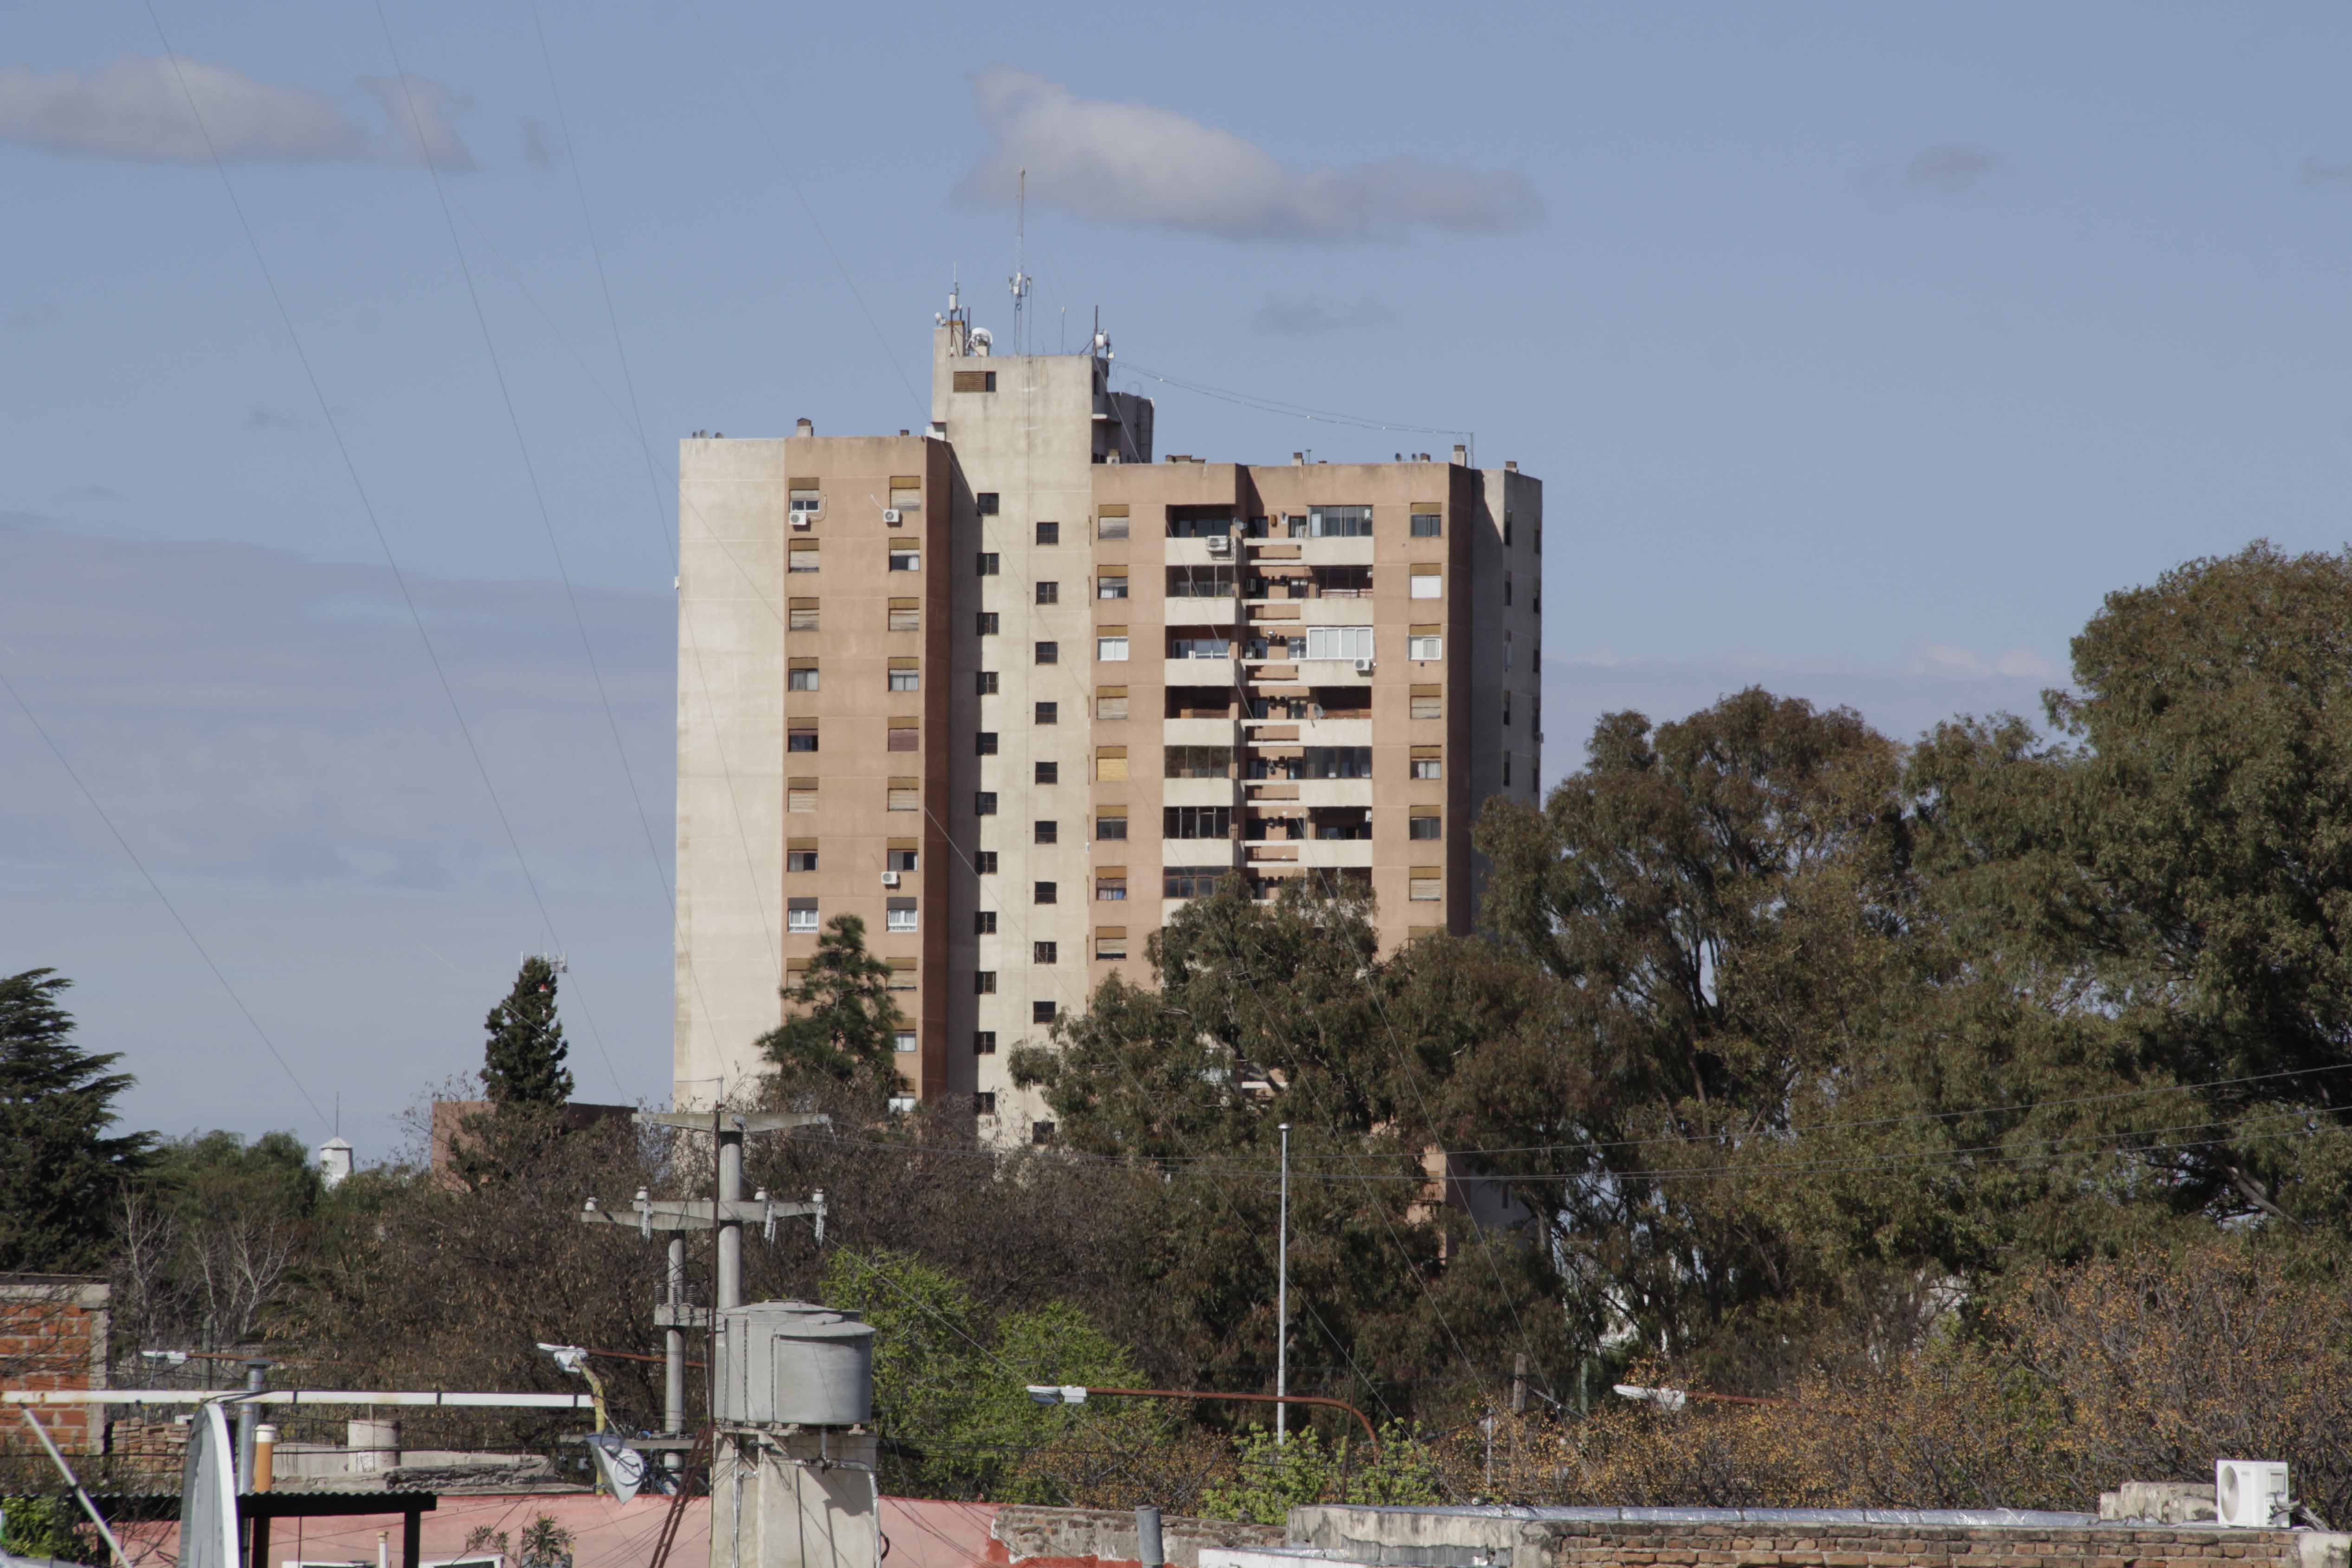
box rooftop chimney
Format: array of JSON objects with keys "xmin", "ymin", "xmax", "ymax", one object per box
[
  {"xmin": 1292, "ymin": 452, "xmax": 1305, "ymax": 465},
  {"xmin": 1505, "ymin": 460, "xmax": 1518, "ymax": 472},
  {"xmin": 1451, "ymin": 444, "xmax": 1468, "ymax": 465},
  {"xmin": 795, "ymin": 418, "xmax": 814, "ymax": 437}
]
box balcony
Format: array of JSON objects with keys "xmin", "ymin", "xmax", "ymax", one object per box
[
  {"xmin": 1164, "ymin": 536, "xmax": 1237, "ymax": 568},
  {"xmin": 1162, "ymin": 775, "xmax": 1241, "ymax": 807},
  {"xmin": 1163, "ymin": 716, "xmax": 1240, "ymax": 747},
  {"xmin": 1163, "ymin": 838, "xmax": 1241, "ymax": 867}
]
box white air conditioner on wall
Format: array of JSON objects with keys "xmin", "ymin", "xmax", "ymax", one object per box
[
  {"xmin": 880, "ymin": 871, "xmax": 900, "ymax": 888},
  {"xmin": 1205, "ymin": 536, "xmax": 1231, "ymax": 554},
  {"xmin": 790, "ymin": 514, "xmax": 812, "ymax": 529},
  {"xmin": 2216, "ymin": 1460, "xmax": 2291, "ymax": 1527},
  {"xmin": 882, "ymin": 509, "xmax": 903, "ymax": 524},
  {"xmin": 1353, "ymin": 659, "xmax": 1375, "ymax": 675}
]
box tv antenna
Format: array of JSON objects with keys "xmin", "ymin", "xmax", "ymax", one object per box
[{"xmin": 1009, "ymin": 167, "xmax": 1031, "ymax": 356}]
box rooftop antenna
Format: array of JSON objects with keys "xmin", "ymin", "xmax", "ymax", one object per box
[{"xmin": 1009, "ymin": 168, "xmax": 1031, "ymax": 356}]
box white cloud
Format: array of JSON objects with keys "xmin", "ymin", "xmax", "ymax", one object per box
[
  {"xmin": 0, "ymin": 56, "xmax": 474, "ymax": 168},
  {"xmin": 958, "ymin": 68, "xmax": 1543, "ymax": 243},
  {"xmin": 1912, "ymin": 641, "xmax": 2059, "ymax": 682},
  {"xmin": 1250, "ymin": 293, "xmax": 1396, "ymax": 336}
]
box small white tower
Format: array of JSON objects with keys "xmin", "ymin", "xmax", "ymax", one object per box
[{"xmin": 316, "ymin": 1137, "xmax": 353, "ymax": 1190}]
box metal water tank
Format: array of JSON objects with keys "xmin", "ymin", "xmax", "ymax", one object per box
[{"xmin": 715, "ymin": 1301, "xmax": 874, "ymax": 1426}]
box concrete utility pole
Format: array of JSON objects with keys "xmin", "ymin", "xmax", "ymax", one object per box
[
  {"xmin": 1276, "ymin": 1123, "xmax": 1290, "ymax": 1446},
  {"xmin": 580, "ymin": 1110, "xmax": 828, "ymax": 1441},
  {"xmin": 235, "ymin": 1358, "xmax": 270, "ymax": 1490}
]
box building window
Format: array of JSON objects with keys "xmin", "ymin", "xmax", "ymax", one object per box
[
  {"xmin": 1307, "ymin": 506, "xmax": 1373, "ymax": 538},
  {"xmin": 787, "ymin": 780, "xmax": 818, "ymax": 813},
  {"xmin": 887, "ymin": 848, "xmax": 918, "ymax": 871},
  {"xmin": 889, "ymin": 666, "xmax": 920, "ymax": 691},
  {"xmin": 1504, "ymin": 513, "xmax": 1514, "ymax": 546},
  {"xmin": 1097, "ymin": 689, "xmax": 1128, "ymax": 721},
  {"xmin": 1096, "ymin": 875, "xmax": 1128, "ymax": 901},
  {"xmin": 975, "ymin": 911, "xmax": 996, "ymax": 935},
  {"xmin": 789, "ymin": 485, "xmax": 821, "ymax": 517},
  {"xmin": 1167, "ymin": 634, "xmax": 1226, "ymax": 660},
  {"xmin": 1410, "ymin": 813, "xmax": 1442, "ymax": 840},
  {"xmin": 889, "ymin": 548, "xmax": 921, "ymax": 572},
  {"xmin": 977, "ymin": 732, "xmax": 999, "ymax": 756},
  {"xmin": 1033, "ymin": 942, "xmax": 1057, "ymax": 964},
  {"xmin": 975, "ymin": 1032, "xmax": 997, "ymax": 1055},
  {"xmin": 1411, "ymin": 688, "xmax": 1442, "ymax": 720},
  {"xmin": 1164, "ymin": 865, "xmax": 1229, "ymax": 899},
  {"xmin": 977, "ymin": 671, "xmax": 999, "ymax": 696},
  {"xmin": 954, "ymin": 370, "xmax": 997, "ymax": 393},
  {"xmin": 976, "ymin": 791, "xmax": 998, "ymax": 815},
  {"xmin": 1410, "ymin": 570, "xmax": 1443, "ymax": 600},
  {"xmin": 1164, "ymin": 745, "xmax": 1231, "ymax": 779},
  {"xmin": 882, "ymin": 965, "xmax": 910, "ymax": 997},
  {"xmin": 893, "ymin": 1029, "xmax": 917, "ymax": 1053},
  {"xmin": 977, "ymin": 552, "xmax": 1000, "ymax": 576},
  {"xmin": 1503, "ymin": 751, "xmax": 1513, "ymax": 786},
  {"xmin": 1408, "ymin": 634, "xmax": 1443, "ymax": 661},
  {"xmin": 788, "ymin": 666, "xmax": 819, "ymax": 691},
  {"xmin": 1095, "ymin": 931, "xmax": 1128, "ymax": 961},
  {"xmin": 1035, "ymin": 761, "xmax": 1059, "ymax": 785},
  {"xmin": 1032, "ymin": 1000, "xmax": 1057, "ymax": 1024},
  {"xmin": 1036, "ymin": 521, "xmax": 1060, "ymax": 546},
  {"xmin": 1505, "ymin": 632, "xmax": 1514, "ymax": 671},
  {"xmin": 787, "ymin": 545, "xmax": 819, "ymax": 573},
  {"xmin": 977, "ymin": 492, "xmax": 1000, "ymax": 516},
  {"xmin": 1036, "ymin": 641, "xmax": 1059, "ymax": 665},
  {"xmin": 1036, "ymin": 581, "xmax": 1059, "ymax": 605},
  {"xmin": 1411, "ymin": 751, "xmax": 1443, "ymax": 780},
  {"xmin": 1035, "ymin": 820, "xmax": 1058, "ymax": 845},
  {"xmin": 789, "ymin": 599, "xmax": 820, "ymax": 631},
  {"xmin": 1303, "ymin": 625, "xmax": 1374, "ymax": 662},
  {"xmin": 1165, "ymin": 806, "xmax": 1232, "ymax": 839},
  {"xmin": 888, "ymin": 778, "xmax": 920, "ymax": 810},
  {"xmin": 975, "ymin": 1091, "xmax": 996, "ymax": 1114},
  {"xmin": 1035, "ymin": 701, "xmax": 1058, "ymax": 724},
  {"xmin": 1097, "ymin": 511, "xmax": 1130, "ymax": 540},
  {"xmin": 1097, "ymin": 574, "xmax": 1129, "ymax": 599},
  {"xmin": 1166, "ymin": 511, "xmax": 1233, "ymax": 540},
  {"xmin": 1534, "ymin": 522, "xmax": 1542, "ymax": 554},
  {"xmin": 888, "ymin": 723, "xmax": 920, "ymax": 752},
  {"xmin": 1410, "ymin": 870, "xmax": 1443, "ymax": 902},
  {"xmin": 1096, "ymin": 746, "xmax": 1131, "ymax": 782},
  {"xmin": 787, "ymin": 897, "xmax": 818, "ymax": 933},
  {"xmin": 786, "ymin": 849, "xmax": 818, "ymax": 872},
  {"xmin": 1502, "ymin": 691, "xmax": 1512, "ymax": 726},
  {"xmin": 977, "ymin": 612, "xmax": 999, "ymax": 636},
  {"xmin": 1035, "ymin": 880, "xmax": 1057, "ymax": 903},
  {"xmin": 1097, "ymin": 636, "xmax": 1129, "ymax": 661},
  {"xmin": 889, "ymin": 482, "xmax": 922, "ymax": 519},
  {"xmin": 1096, "ymin": 813, "xmax": 1128, "ymax": 840},
  {"xmin": 976, "ymin": 971, "xmax": 996, "ymax": 994},
  {"xmin": 890, "ymin": 601, "xmax": 921, "ymax": 631},
  {"xmin": 887, "ymin": 898, "xmax": 918, "ymax": 933},
  {"xmin": 1410, "ymin": 512, "xmax": 1442, "ymax": 537},
  {"xmin": 788, "ymin": 726, "xmax": 818, "ymax": 752},
  {"xmin": 976, "ymin": 851, "xmax": 998, "ymax": 874},
  {"xmin": 1503, "ymin": 573, "xmax": 1513, "ymax": 608}
]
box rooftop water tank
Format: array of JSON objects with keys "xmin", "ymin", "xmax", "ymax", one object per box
[{"xmin": 714, "ymin": 1301, "xmax": 874, "ymax": 1427}]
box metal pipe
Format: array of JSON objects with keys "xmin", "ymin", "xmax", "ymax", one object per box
[
  {"xmin": 1276, "ymin": 1123, "xmax": 1289, "ymax": 1447},
  {"xmin": 667, "ymin": 1232, "xmax": 689, "ymax": 1436},
  {"xmin": 1072, "ymin": 1386, "xmax": 1380, "ymax": 1458},
  {"xmin": 1135, "ymin": 1507, "xmax": 1164, "ymax": 1568},
  {"xmin": 6, "ymin": 1389, "xmax": 597, "ymax": 1408},
  {"xmin": 18, "ymin": 1408, "xmax": 130, "ymax": 1568},
  {"xmin": 236, "ymin": 1359, "xmax": 266, "ymax": 1491},
  {"xmin": 717, "ymin": 1123, "xmax": 744, "ymax": 1311}
]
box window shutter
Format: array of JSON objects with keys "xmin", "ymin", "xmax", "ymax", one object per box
[
  {"xmin": 1411, "ymin": 745, "xmax": 1443, "ymax": 759},
  {"xmin": 1410, "ymin": 623, "xmax": 1440, "ymax": 636}
]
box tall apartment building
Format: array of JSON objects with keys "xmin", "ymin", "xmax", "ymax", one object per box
[{"xmin": 673, "ymin": 302, "xmax": 1543, "ymax": 1136}]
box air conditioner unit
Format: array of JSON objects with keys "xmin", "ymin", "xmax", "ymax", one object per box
[
  {"xmin": 880, "ymin": 871, "xmax": 900, "ymax": 888},
  {"xmin": 2216, "ymin": 1460, "xmax": 2291, "ymax": 1528},
  {"xmin": 789, "ymin": 514, "xmax": 812, "ymax": 529},
  {"xmin": 882, "ymin": 508, "xmax": 903, "ymax": 525},
  {"xmin": 1205, "ymin": 536, "xmax": 1231, "ymax": 554},
  {"xmin": 1353, "ymin": 658, "xmax": 1375, "ymax": 675}
]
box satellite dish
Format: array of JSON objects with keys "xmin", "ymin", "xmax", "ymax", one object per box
[{"xmin": 180, "ymin": 1403, "xmax": 239, "ymax": 1568}]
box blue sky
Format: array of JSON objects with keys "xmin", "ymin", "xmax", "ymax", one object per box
[{"xmin": 6, "ymin": 1, "xmax": 2351, "ymax": 1160}]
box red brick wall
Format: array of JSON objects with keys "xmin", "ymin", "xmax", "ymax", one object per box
[{"xmin": 0, "ymin": 1276, "xmax": 110, "ymax": 1456}]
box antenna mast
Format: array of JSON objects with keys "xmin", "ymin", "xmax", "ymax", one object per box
[{"xmin": 1009, "ymin": 168, "xmax": 1031, "ymax": 356}]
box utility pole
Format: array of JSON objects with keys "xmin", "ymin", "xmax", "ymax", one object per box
[
  {"xmin": 1276, "ymin": 1123, "xmax": 1290, "ymax": 1446},
  {"xmin": 235, "ymin": 1358, "xmax": 269, "ymax": 1490}
]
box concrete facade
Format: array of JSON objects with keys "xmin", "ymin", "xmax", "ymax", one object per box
[{"xmin": 674, "ymin": 305, "xmax": 1541, "ymax": 1135}]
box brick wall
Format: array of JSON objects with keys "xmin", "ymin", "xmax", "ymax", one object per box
[
  {"xmin": 1524, "ymin": 1522, "xmax": 2326, "ymax": 1568},
  {"xmin": 993, "ymin": 1505, "xmax": 1285, "ymax": 1568},
  {"xmin": 0, "ymin": 1276, "xmax": 110, "ymax": 1456}
]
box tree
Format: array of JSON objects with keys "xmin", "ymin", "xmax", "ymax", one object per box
[
  {"xmin": 759, "ymin": 916, "xmax": 903, "ymax": 1109},
  {"xmin": 481, "ymin": 957, "xmax": 573, "ymax": 1108},
  {"xmin": 0, "ymin": 969, "xmax": 153, "ymax": 1272}
]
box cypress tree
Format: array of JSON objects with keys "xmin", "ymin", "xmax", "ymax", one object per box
[
  {"xmin": 0, "ymin": 968, "xmax": 154, "ymax": 1272},
  {"xmin": 481, "ymin": 956, "xmax": 574, "ymax": 1107}
]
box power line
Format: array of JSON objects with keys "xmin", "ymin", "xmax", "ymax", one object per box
[
  {"xmin": 0, "ymin": 660, "xmax": 330, "ymax": 1135},
  {"xmin": 1121, "ymin": 361, "xmax": 1475, "ymax": 449}
]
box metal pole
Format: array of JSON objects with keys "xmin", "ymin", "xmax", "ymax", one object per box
[
  {"xmin": 17, "ymin": 1408, "xmax": 129, "ymax": 1568},
  {"xmin": 666, "ymin": 1233, "xmax": 688, "ymax": 1438},
  {"xmin": 1135, "ymin": 1507, "xmax": 1163, "ymax": 1568},
  {"xmin": 717, "ymin": 1120, "xmax": 744, "ymax": 1311},
  {"xmin": 1275, "ymin": 1123, "xmax": 1289, "ymax": 1446},
  {"xmin": 236, "ymin": 1358, "xmax": 266, "ymax": 1490}
]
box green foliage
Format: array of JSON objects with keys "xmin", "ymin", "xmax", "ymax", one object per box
[
  {"xmin": 482, "ymin": 957, "xmax": 573, "ymax": 1107},
  {"xmin": 0, "ymin": 969, "xmax": 153, "ymax": 1272},
  {"xmin": 518, "ymin": 1515, "xmax": 574, "ymax": 1568},
  {"xmin": 760, "ymin": 916, "xmax": 905, "ymax": 1111},
  {"xmin": 1198, "ymin": 1426, "xmax": 1443, "ymax": 1525},
  {"xmin": 1, "ymin": 1496, "xmax": 100, "ymax": 1563},
  {"xmin": 820, "ymin": 1247, "xmax": 1148, "ymax": 1501}
]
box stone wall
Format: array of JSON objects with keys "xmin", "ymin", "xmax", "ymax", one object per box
[
  {"xmin": 992, "ymin": 1505, "xmax": 1285, "ymax": 1568},
  {"xmin": 1526, "ymin": 1522, "xmax": 2333, "ymax": 1568}
]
